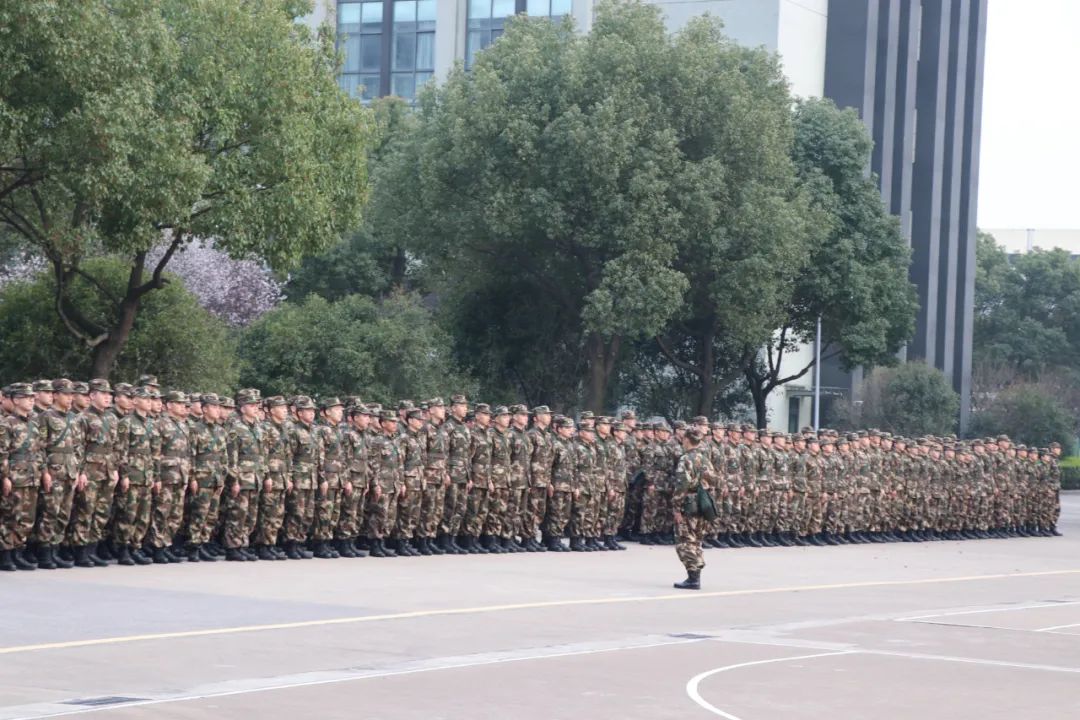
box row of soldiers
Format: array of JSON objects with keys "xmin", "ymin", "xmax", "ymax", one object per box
[{"xmin": 0, "ymin": 377, "xmax": 1064, "ymax": 572}]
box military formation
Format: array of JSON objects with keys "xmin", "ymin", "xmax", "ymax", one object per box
[{"xmin": 0, "ymin": 377, "xmax": 1064, "ymax": 578}]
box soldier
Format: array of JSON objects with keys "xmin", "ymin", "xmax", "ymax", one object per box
[
  {"xmin": 463, "ymin": 404, "xmax": 493, "ymax": 554},
  {"xmin": 33, "ymin": 378, "xmax": 83, "ymax": 569},
  {"xmin": 312, "ymin": 397, "xmax": 347, "ymax": 559},
  {"xmin": 604, "ymin": 422, "xmax": 629, "ymax": 550},
  {"xmin": 441, "ymin": 395, "xmax": 471, "ymax": 554},
  {"xmin": 418, "ymin": 398, "xmax": 449, "ymax": 556},
  {"xmin": 67, "ymin": 379, "xmax": 118, "ymax": 567},
  {"xmin": 224, "ymin": 389, "xmax": 264, "ymax": 561},
  {"xmin": 525, "ymin": 405, "xmax": 554, "ymax": 552},
  {"xmin": 336, "ymin": 403, "xmax": 370, "ymax": 557},
  {"xmin": 569, "ymin": 421, "xmax": 599, "ymax": 552},
  {"xmin": 283, "ymin": 396, "xmax": 319, "ymax": 559},
  {"xmin": 187, "ymin": 394, "xmax": 227, "ymax": 561},
  {"xmin": 392, "ymin": 408, "xmax": 426, "ymax": 556},
  {"xmin": 672, "ymin": 427, "xmax": 714, "ymax": 590},
  {"xmin": 545, "ymin": 417, "xmax": 577, "ymax": 551},
  {"xmin": 146, "ymin": 390, "xmax": 192, "ymax": 564},
  {"xmin": 114, "ymin": 387, "xmax": 160, "ymax": 566},
  {"xmin": 367, "ymin": 410, "xmax": 404, "ymax": 558},
  {"xmin": 0, "ymin": 384, "xmax": 47, "ymax": 571},
  {"xmin": 507, "ymin": 404, "xmax": 531, "ymax": 551},
  {"xmin": 72, "ymin": 382, "xmax": 91, "ymax": 412}
]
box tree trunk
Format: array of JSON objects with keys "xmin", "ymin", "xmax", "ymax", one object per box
[
  {"xmin": 584, "ymin": 332, "xmax": 620, "ymax": 412},
  {"xmin": 89, "ymin": 295, "xmax": 141, "ymax": 379},
  {"xmin": 695, "ymin": 321, "xmax": 717, "ymax": 415}
]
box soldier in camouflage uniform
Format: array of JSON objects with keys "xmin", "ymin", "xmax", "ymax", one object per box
[
  {"xmin": 254, "ymin": 396, "xmax": 291, "ymax": 560},
  {"xmin": 545, "ymin": 417, "xmax": 577, "ymax": 550},
  {"xmin": 312, "ymin": 398, "xmax": 347, "ymax": 559},
  {"xmin": 32, "ymin": 379, "xmax": 82, "ymax": 569},
  {"xmin": 392, "ymin": 408, "xmax": 426, "ymax": 556},
  {"xmin": 482, "ymin": 406, "xmax": 513, "ymax": 552},
  {"xmin": 367, "ymin": 410, "xmax": 403, "ymax": 558},
  {"xmin": 463, "ymin": 404, "xmax": 493, "ymax": 553},
  {"xmin": 569, "ymin": 422, "xmax": 599, "ymax": 552},
  {"xmin": 672, "ymin": 428, "xmax": 714, "ymax": 590},
  {"xmin": 284, "ymin": 395, "xmax": 320, "ymax": 559},
  {"xmin": 147, "ymin": 391, "xmax": 192, "ymax": 564},
  {"xmin": 187, "ymin": 394, "xmax": 227, "ymax": 561},
  {"xmin": 335, "ymin": 403, "xmax": 370, "ymax": 557},
  {"xmin": 114, "ymin": 387, "xmax": 160, "ymax": 566},
  {"xmin": 507, "ymin": 404, "xmax": 531, "ymax": 551},
  {"xmin": 603, "ymin": 421, "xmax": 629, "ymax": 550},
  {"xmin": 68, "ymin": 379, "xmax": 119, "ymax": 567},
  {"xmin": 224, "ymin": 389, "xmax": 264, "ymax": 561},
  {"xmin": 0, "ymin": 384, "xmax": 46, "ymax": 571},
  {"xmin": 416, "ymin": 398, "xmax": 448, "ymax": 555},
  {"xmin": 525, "ymin": 405, "xmax": 554, "ymax": 552},
  {"xmin": 441, "ymin": 395, "xmax": 471, "ymax": 554}
]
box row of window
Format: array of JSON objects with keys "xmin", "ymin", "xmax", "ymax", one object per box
[{"xmin": 337, "ymin": 0, "xmax": 570, "ymax": 101}]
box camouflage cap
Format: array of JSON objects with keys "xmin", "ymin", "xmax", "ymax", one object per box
[
  {"xmin": 235, "ymin": 389, "xmax": 261, "ymax": 406},
  {"xmin": 996, "ymin": 434, "xmax": 1011, "ymax": 441},
  {"xmin": 579, "ymin": 411, "xmax": 594, "ymax": 420},
  {"xmin": 474, "ymin": 403, "xmax": 492, "ymax": 415},
  {"xmin": 509, "ymin": 404, "xmax": 528, "ymax": 415},
  {"xmin": 685, "ymin": 427, "xmax": 705, "ymax": 442},
  {"xmin": 620, "ymin": 409, "xmax": 637, "ymax": 420},
  {"xmin": 690, "ymin": 415, "xmax": 709, "ymax": 425},
  {"xmin": 428, "ymin": 396, "xmax": 445, "ymax": 408},
  {"xmin": 554, "ymin": 417, "xmax": 575, "ymax": 429},
  {"xmin": 405, "ymin": 408, "xmax": 424, "ymax": 420},
  {"xmin": 771, "ymin": 431, "xmax": 785, "ymax": 439},
  {"xmin": 148, "ymin": 388, "xmax": 162, "ymax": 399},
  {"xmin": 165, "ymin": 390, "xmax": 187, "ymax": 404},
  {"xmin": 200, "ymin": 393, "xmax": 221, "ymax": 406},
  {"xmin": 492, "ymin": 405, "xmax": 510, "ymax": 416},
  {"xmin": 132, "ymin": 387, "xmax": 153, "ymax": 399},
  {"xmin": 613, "ymin": 422, "xmax": 628, "ymax": 433},
  {"xmin": 33, "ymin": 379, "xmax": 54, "ymax": 393},
  {"xmin": 1050, "ymin": 441, "xmax": 1062, "ymax": 449},
  {"xmin": 293, "ymin": 395, "xmax": 316, "ymax": 410},
  {"xmin": 8, "ymin": 382, "xmax": 33, "ymax": 398},
  {"xmin": 137, "ymin": 374, "xmax": 160, "ymax": 388},
  {"xmin": 450, "ymin": 394, "xmax": 468, "ymax": 405},
  {"xmin": 219, "ymin": 396, "xmax": 235, "ymax": 409},
  {"xmin": 264, "ymin": 395, "xmax": 287, "ymax": 408},
  {"xmin": 320, "ymin": 396, "xmax": 344, "ymax": 410},
  {"xmin": 836, "ymin": 437, "xmax": 849, "ymax": 446},
  {"xmin": 654, "ymin": 422, "xmax": 671, "ymax": 433},
  {"xmin": 596, "ymin": 415, "xmax": 612, "ymax": 426},
  {"xmin": 113, "ymin": 383, "xmax": 134, "ymax": 397},
  {"xmin": 397, "ymin": 400, "xmax": 415, "ymax": 411},
  {"xmin": 673, "ymin": 420, "xmax": 687, "ymax": 430},
  {"xmin": 531, "ymin": 405, "xmax": 551, "ymax": 415},
  {"xmin": 379, "ymin": 410, "xmax": 398, "ymax": 422},
  {"xmin": 88, "ymin": 379, "xmax": 112, "ymax": 394},
  {"xmin": 367, "ymin": 402, "xmax": 383, "ymax": 414},
  {"xmin": 71, "ymin": 381, "xmax": 89, "ymax": 395}
]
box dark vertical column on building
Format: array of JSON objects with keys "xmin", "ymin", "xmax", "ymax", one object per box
[
  {"xmin": 893, "ymin": 1, "xmax": 919, "ymax": 245},
  {"xmin": 955, "ymin": 0, "xmax": 988, "ymax": 432},
  {"xmin": 909, "ymin": 0, "xmax": 951, "ymax": 366},
  {"xmin": 872, "ymin": 0, "xmax": 900, "ymax": 202},
  {"xmin": 823, "ymin": 0, "xmax": 878, "ymax": 122}
]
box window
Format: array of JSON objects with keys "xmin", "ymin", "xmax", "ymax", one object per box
[
  {"xmin": 467, "ymin": 0, "xmax": 518, "ymax": 68},
  {"xmin": 391, "ymin": 0, "xmax": 436, "ymax": 101},
  {"xmin": 787, "ymin": 397, "xmax": 801, "ymax": 435},
  {"xmin": 338, "ymin": 1, "xmax": 385, "ymax": 100},
  {"xmin": 526, "ymin": 0, "xmax": 571, "ymax": 18}
]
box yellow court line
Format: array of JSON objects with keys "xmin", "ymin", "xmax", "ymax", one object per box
[{"xmin": 2, "ymin": 568, "xmax": 1077, "ymax": 655}]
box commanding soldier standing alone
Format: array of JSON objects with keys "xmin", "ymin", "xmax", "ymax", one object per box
[{"xmin": 672, "ymin": 427, "xmax": 714, "ymax": 590}]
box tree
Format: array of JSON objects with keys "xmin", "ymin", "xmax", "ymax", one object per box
[
  {"xmin": 0, "ymin": 0, "xmax": 368, "ymax": 378},
  {"xmin": 740, "ymin": 98, "xmax": 917, "ymax": 427},
  {"xmin": 832, "ymin": 363, "xmax": 959, "ymax": 437},
  {"xmin": 972, "ymin": 384, "xmax": 1074, "ymax": 450},
  {"xmin": 239, "ymin": 293, "xmax": 473, "ymax": 402},
  {"xmin": 0, "ymin": 259, "xmax": 238, "ymax": 391}
]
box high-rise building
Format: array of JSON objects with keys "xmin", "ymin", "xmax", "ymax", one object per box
[{"xmin": 307, "ymin": 0, "xmax": 985, "ymax": 431}]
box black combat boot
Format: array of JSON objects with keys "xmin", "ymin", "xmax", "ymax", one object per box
[
  {"xmin": 428, "ymin": 536, "xmax": 445, "ymax": 555},
  {"xmin": 152, "ymin": 547, "xmax": 170, "ymax": 564},
  {"xmin": 0, "ymin": 550, "xmax": 16, "ymax": 571},
  {"xmin": 673, "ymin": 570, "xmax": 701, "ymax": 590},
  {"xmin": 131, "ymin": 546, "xmax": 152, "ymax": 565},
  {"xmin": 225, "ymin": 547, "xmax": 246, "ymax": 561},
  {"xmin": 570, "ymin": 536, "xmax": 586, "ymax": 552},
  {"xmin": 256, "ymin": 544, "xmax": 276, "ymax": 561},
  {"xmin": 116, "ymin": 545, "xmax": 135, "ymax": 566},
  {"xmin": 73, "ymin": 545, "xmax": 95, "ymax": 568},
  {"xmin": 51, "ymin": 545, "xmax": 74, "ymax": 569},
  {"xmin": 96, "ymin": 541, "xmax": 115, "ymax": 561},
  {"xmin": 35, "ymin": 544, "xmax": 57, "ymax": 570},
  {"xmin": 367, "ymin": 539, "xmax": 386, "ymax": 558},
  {"xmin": 187, "ymin": 544, "xmax": 202, "ymax": 562},
  {"xmin": 546, "ymin": 536, "xmax": 564, "ymax": 552},
  {"xmin": 416, "ymin": 538, "xmax": 432, "ymax": 556},
  {"xmin": 86, "ymin": 544, "xmax": 108, "ymax": 566},
  {"xmin": 727, "ymin": 533, "xmax": 745, "ymax": 548},
  {"xmin": 639, "ymin": 533, "xmax": 655, "ymax": 546}
]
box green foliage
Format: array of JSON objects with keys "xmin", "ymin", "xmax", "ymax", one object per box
[
  {"xmin": 239, "ymin": 293, "xmax": 473, "ymax": 403},
  {"xmin": 971, "ymin": 384, "xmax": 1074, "ymax": 450},
  {"xmin": 832, "ymin": 363, "xmax": 959, "ymax": 437},
  {"xmin": 0, "ymin": 259, "xmax": 238, "ymax": 391}
]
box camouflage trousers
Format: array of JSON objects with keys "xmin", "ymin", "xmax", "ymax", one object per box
[
  {"xmin": 507, "ymin": 487, "xmax": 528, "ymax": 538},
  {"xmin": 223, "ymin": 488, "xmax": 258, "ymax": 548},
  {"xmin": 675, "ymin": 514, "xmax": 705, "ymax": 573},
  {"xmin": 569, "ymin": 491, "xmax": 595, "ymax": 538},
  {"xmin": 67, "ymin": 474, "xmax": 105, "ymax": 547},
  {"xmin": 313, "ymin": 486, "xmax": 341, "ymax": 542},
  {"xmin": 768, "ymin": 487, "xmax": 793, "ymax": 532},
  {"xmin": 91, "ymin": 479, "xmax": 117, "ymax": 544},
  {"xmin": 545, "ymin": 490, "xmax": 572, "ymax": 538},
  {"xmin": 603, "ymin": 490, "xmax": 626, "ymax": 536},
  {"xmin": 622, "ymin": 480, "xmax": 646, "ymax": 534},
  {"xmin": 0, "ymin": 486, "xmax": 39, "ymax": 550},
  {"xmin": 254, "ymin": 487, "xmax": 286, "ymax": 545},
  {"xmin": 525, "ymin": 486, "xmax": 549, "ymax": 541},
  {"xmin": 188, "ymin": 487, "xmax": 223, "ymax": 545},
  {"xmin": 441, "ymin": 482, "xmax": 469, "ymax": 537},
  {"xmin": 463, "ymin": 486, "xmax": 490, "ymax": 537},
  {"xmin": 418, "ymin": 480, "xmax": 445, "ymax": 539},
  {"xmin": 363, "ymin": 487, "xmax": 397, "ymax": 539},
  {"xmin": 393, "ymin": 485, "xmax": 422, "ymax": 539},
  {"xmin": 483, "ymin": 487, "xmax": 509, "ymax": 538},
  {"xmin": 334, "ymin": 486, "xmax": 364, "ymax": 541},
  {"xmin": 146, "ymin": 483, "xmax": 186, "ymax": 549},
  {"xmin": 640, "ymin": 486, "xmax": 672, "ymax": 534},
  {"xmin": 285, "ymin": 488, "xmax": 316, "ymax": 542},
  {"xmin": 114, "ymin": 484, "xmax": 152, "ymax": 547},
  {"xmin": 34, "ymin": 472, "xmax": 76, "ymax": 545}
]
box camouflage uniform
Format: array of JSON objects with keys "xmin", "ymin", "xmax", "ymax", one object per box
[
  {"xmin": 508, "ymin": 420, "xmax": 530, "ymax": 543},
  {"xmin": 569, "ymin": 435, "xmax": 598, "ymax": 543},
  {"xmin": 188, "ymin": 405, "xmax": 227, "ymax": 547},
  {"xmin": 1, "ymin": 403, "xmax": 45, "ymax": 554},
  {"xmin": 419, "ymin": 415, "xmax": 449, "ymax": 544},
  {"xmin": 365, "ymin": 419, "xmax": 402, "ymax": 541},
  {"xmin": 525, "ymin": 419, "xmax": 554, "ymax": 544},
  {"xmin": 545, "ymin": 426, "xmax": 576, "ymax": 542},
  {"xmin": 484, "ymin": 421, "xmax": 513, "ymax": 542},
  {"xmin": 441, "ymin": 414, "xmax": 471, "ymax": 539},
  {"xmin": 673, "ymin": 441, "xmax": 715, "ymax": 577},
  {"xmin": 285, "ymin": 412, "xmax": 320, "ymax": 545},
  {"xmin": 336, "ymin": 414, "xmax": 368, "ymax": 547},
  {"xmin": 69, "ymin": 400, "xmax": 119, "ymax": 549},
  {"xmin": 393, "ymin": 420, "xmax": 426, "ymax": 545},
  {"xmin": 602, "ymin": 432, "xmax": 627, "ymax": 539},
  {"xmin": 114, "ymin": 409, "xmax": 160, "ymax": 549},
  {"xmin": 256, "ymin": 411, "xmax": 291, "ymax": 549},
  {"xmin": 313, "ymin": 414, "xmax": 347, "ymax": 548},
  {"xmin": 463, "ymin": 420, "xmax": 493, "ymax": 539},
  {"xmin": 34, "ymin": 393, "xmax": 83, "ymax": 549},
  {"xmin": 225, "ymin": 409, "xmax": 263, "ymax": 551},
  {"xmin": 147, "ymin": 409, "xmax": 192, "ymax": 552}
]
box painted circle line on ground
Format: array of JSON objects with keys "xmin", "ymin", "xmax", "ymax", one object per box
[{"xmin": 1, "ymin": 568, "xmax": 1077, "ymax": 655}]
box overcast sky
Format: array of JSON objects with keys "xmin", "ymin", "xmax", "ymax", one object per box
[{"xmin": 977, "ymin": 0, "xmax": 1079, "ymax": 229}]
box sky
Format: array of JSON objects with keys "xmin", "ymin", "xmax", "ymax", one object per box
[{"xmin": 977, "ymin": 0, "xmax": 1080, "ymax": 229}]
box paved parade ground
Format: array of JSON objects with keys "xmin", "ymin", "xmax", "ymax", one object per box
[{"xmin": 1, "ymin": 494, "xmax": 1078, "ymax": 719}]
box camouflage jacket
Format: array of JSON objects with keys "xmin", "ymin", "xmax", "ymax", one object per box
[
  {"xmin": 551, "ymin": 435, "xmax": 575, "ymax": 492},
  {"xmin": 227, "ymin": 416, "xmax": 264, "ymax": 490},
  {"xmin": 508, "ymin": 426, "xmax": 529, "ymax": 490},
  {"xmin": 191, "ymin": 419, "xmax": 228, "ymax": 489},
  {"xmin": 344, "ymin": 426, "xmax": 368, "ymax": 490},
  {"xmin": 79, "ymin": 406, "xmax": 120, "ymax": 477},
  {"xmin": 288, "ymin": 420, "xmax": 321, "ymax": 490},
  {"xmin": 423, "ymin": 420, "xmax": 449, "ymax": 482},
  {"xmin": 317, "ymin": 422, "xmax": 348, "ymax": 486},
  {"xmin": 674, "ymin": 447, "xmax": 715, "ymax": 510},
  {"xmin": 489, "ymin": 426, "xmax": 512, "ymax": 489},
  {"xmin": 573, "ymin": 438, "xmax": 599, "ymax": 494},
  {"xmin": 263, "ymin": 418, "xmax": 292, "ymax": 488},
  {"xmin": 118, "ymin": 412, "xmax": 161, "ymax": 486},
  {"xmin": 37, "ymin": 407, "xmax": 83, "ymax": 479},
  {"xmin": 400, "ymin": 426, "xmax": 426, "ymax": 489},
  {"xmin": 526, "ymin": 426, "xmax": 554, "ymax": 488},
  {"xmin": 2, "ymin": 412, "xmax": 45, "ymax": 487},
  {"xmin": 445, "ymin": 416, "xmax": 471, "ymax": 484},
  {"xmin": 469, "ymin": 424, "xmax": 493, "ymax": 485},
  {"xmin": 158, "ymin": 414, "xmax": 193, "ymax": 484},
  {"xmin": 370, "ymin": 431, "xmax": 403, "ymax": 492}
]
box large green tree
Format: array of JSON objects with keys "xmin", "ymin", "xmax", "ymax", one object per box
[
  {"xmin": 0, "ymin": 0, "xmax": 368, "ymax": 378},
  {"xmin": 371, "ymin": 1, "xmax": 816, "ymax": 411},
  {"xmin": 739, "ymin": 98, "xmax": 917, "ymax": 427},
  {"xmin": 0, "ymin": 259, "xmax": 238, "ymax": 391},
  {"xmin": 832, "ymin": 363, "xmax": 959, "ymax": 437}
]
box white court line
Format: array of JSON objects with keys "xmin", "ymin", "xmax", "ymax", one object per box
[
  {"xmin": 685, "ymin": 651, "xmax": 856, "ymax": 719},
  {"xmin": 1036, "ymin": 622, "xmax": 1080, "ymax": 632},
  {"xmin": 896, "ymin": 600, "xmax": 1080, "ymax": 622}
]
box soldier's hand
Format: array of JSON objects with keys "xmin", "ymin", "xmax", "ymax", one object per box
[
  {"xmin": 373, "ymin": 485, "xmax": 382, "ymax": 500},
  {"xmin": 152, "ymin": 481, "xmax": 162, "ymax": 495},
  {"xmin": 120, "ymin": 476, "xmax": 130, "ymax": 492},
  {"xmin": 319, "ymin": 480, "xmax": 329, "ymax": 498},
  {"xmin": 2, "ymin": 477, "xmax": 11, "ymax": 496},
  {"xmin": 573, "ymin": 489, "xmax": 581, "ymax": 500},
  {"xmin": 343, "ymin": 481, "xmax": 353, "ymax": 497},
  {"xmin": 230, "ymin": 483, "xmax": 240, "ymax": 498},
  {"xmin": 488, "ymin": 482, "xmax": 494, "ymax": 492},
  {"xmin": 41, "ymin": 473, "xmax": 52, "ymax": 492},
  {"xmin": 111, "ymin": 470, "xmax": 119, "ymax": 483},
  {"xmin": 77, "ymin": 473, "xmax": 88, "ymax": 491},
  {"xmin": 286, "ymin": 480, "xmax": 294, "ymax": 493},
  {"xmin": 263, "ymin": 478, "xmax": 273, "ymax": 493},
  {"xmin": 189, "ymin": 479, "xmax": 198, "ymax": 495},
  {"xmin": 547, "ymin": 485, "xmax": 554, "ymax": 498},
  {"xmin": 443, "ymin": 477, "xmax": 451, "ymax": 489},
  {"xmin": 466, "ymin": 480, "xmax": 473, "ymax": 491}
]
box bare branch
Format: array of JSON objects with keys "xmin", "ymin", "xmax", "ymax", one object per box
[{"xmin": 654, "ymin": 334, "xmax": 704, "ymax": 378}]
